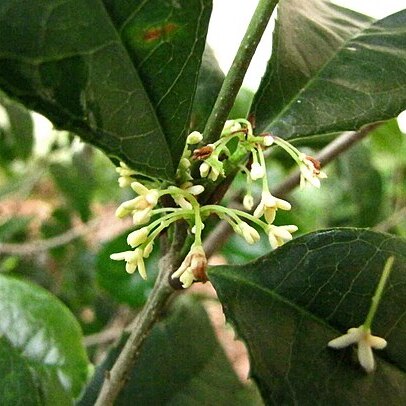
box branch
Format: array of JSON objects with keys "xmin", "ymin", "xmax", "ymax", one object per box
[
  {"xmin": 273, "ymin": 122, "xmax": 382, "ymax": 197},
  {"xmin": 204, "ymin": 123, "xmax": 382, "ymax": 258},
  {"xmin": 94, "ymin": 228, "xmax": 185, "ymax": 405},
  {"xmin": 203, "ymin": 0, "xmax": 278, "ymax": 144},
  {"xmin": 0, "ymin": 218, "xmax": 101, "ymax": 256}
]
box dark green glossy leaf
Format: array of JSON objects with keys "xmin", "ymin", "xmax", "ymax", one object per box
[
  {"xmin": 251, "ymin": 0, "xmax": 406, "ymax": 138},
  {"xmin": 0, "ymin": 336, "xmax": 42, "ymax": 406},
  {"xmin": 0, "ymin": 0, "xmax": 212, "ymax": 180},
  {"xmin": 0, "ymin": 275, "xmax": 90, "ymax": 400},
  {"xmin": 96, "ymin": 229, "xmax": 159, "ymax": 307},
  {"xmin": 209, "ymin": 229, "xmax": 406, "ymax": 404},
  {"xmin": 78, "ymin": 296, "xmax": 262, "ymax": 405},
  {"xmin": 190, "ymin": 45, "xmax": 224, "ymax": 132}
]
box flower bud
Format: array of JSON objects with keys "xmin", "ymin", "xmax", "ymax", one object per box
[
  {"xmin": 243, "ymin": 195, "xmax": 254, "ymax": 211},
  {"xmin": 127, "ymin": 227, "xmax": 149, "ymax": 248},
  {"xmin": 250, "ymin": 162, "xmax": 265, "ymax": 180},
  {"xmin": 200, "ymin": 162, "xmax": 210, "ymax": 178},
  {"xmin": 187, "ymin": 131, "xmax": 203, "ymax": 145}
]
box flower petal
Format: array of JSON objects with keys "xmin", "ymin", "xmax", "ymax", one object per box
[
  {"xmin": 327, "ymin": 331, "xmax": 359, "ymax": 349},
  {"xmin": 358, "ymin": 339, "xmax": 375, "ymax": 373}
]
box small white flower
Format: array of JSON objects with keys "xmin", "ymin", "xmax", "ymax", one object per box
[
  {"xmin": 110, "ymin": 248, "xmax": 147, "ymax": 279},
  {"xmin": 179, "ymin": 157, "xmax": 191, "ymax": 169},
  {"xmin": 187, "ymin": 131, "xmax": 203, "ymax": 145},
  {"xmin": 250, "ymin": 162, "xmax": 265, "ymax": 180},
  {"xmin": 267, "ymin": 224, "xmax": 298, "ymax": 249},
  {"xmin": 298, "ymin": 154, "xmax": 327, "ymax": 189},
  {"xmin": 223, "ymin": 120, "xmax": 242, "ymax": 134},
  {"xmin": 199, "ymin": 162, "xmax": 210, "ymax": 178},
  {"xmin": 243, "ymin": 194, "xmax": 254, "ymax": 211},
  {"xmin": 127, "ymin": 227, "xmax": 149, "ymax": 248},
  {"xmin": 171, "ymin": 245, "xmax": 207, "ymax": 288},
  {"xmin": 254, "ymin": 191, "xmax": 291, "ymax": 224},
  {"xmin": 263, "ymin": 135, "xmax": 274, "ymax": 147},
  {"xmin": 116, "ymin": 162, "xmax": 137, "ymax": 188},
  {"xmin": 236, "ymin": 222, "xmax": 260, "ymax": 245},
  {"xmin": 328, "ymin": 326, "xmax": 387, "ymax": 373},
  {"xmin": 116, "ymin": 183, "xmax": 159, "ymax": 225}
]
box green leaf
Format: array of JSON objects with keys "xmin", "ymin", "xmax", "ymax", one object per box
[
  {"xmin": 0, "ymin": 216, "xmax": 32, "ymax": 242},
  {"xmin": 369, "ymin": 119, "xmax": 406, "ymax": 167},
  {"xmin": 96, "ymin": 229, "xmax": 159, "ymax": 307},
  {"xmin": 251, "ymin": 0, "xmax": 406, "ymax": 138},
  {"xmin": 209, "ymin": 229, "xmax": 406, "ymax": 404},
  {"xmin": 189, "ymin": 45, "xmax": 224, "ymax": 132},
  {"xmin": 0, "ymin": 275, "xmax": 90, "ymax": 401},
  {"xmin": 0, "ymin": 0, "xmax": 212, "ymax": 180},
  {"xmin": 0, "ymin": 96, "xmax": 34, "ymax": 163},
  {"xmin": 49, "ymin": 148, "xmax": 95, "ymax": 221},
  {"xmin": 78, "ymin": 296, "xmax": 262, "ymax": 405},
  {"xmin": 339, "ymin": 143, "xmax": 383, "ymax": 227},
  {"xmin": 0, "ymin": 336, "xmax": 42, "ymax": 406}
]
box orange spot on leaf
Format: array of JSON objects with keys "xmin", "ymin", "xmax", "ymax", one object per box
[{"xmin": 143, "ymin": 23, "xmax": 178, "ymax": 42}]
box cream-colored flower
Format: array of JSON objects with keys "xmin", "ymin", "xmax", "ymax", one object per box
[
  {"xmin": 263, "ymin": 135, "xmax": 274, "ymax": 146},
  {"xmin": 171, "ymin": 245, "xmax": 207, "ymax": 288},
  {"xmin": 235, "ymin": 222, "xmax": 260, "ymax": 245},
  {"xmin": 267, "ymin": 224, "xmax": 298, "ymax": 249},
  {"xmin": 116, "ymin": 162, "xmax": 136, "ymax": 188},
  {"xmin": 298, "ymin": 153, "xmax": 327, "ymax": 189},
  {"xmin": 250, "ymin": 162, "xmax": 265, "ymax": 180},
  {"xmin": 127, "ymin": 227, "xmax": 149, "ymax": 248},
  {"xmin": 110, "ymin": 249, "xmax": 147, "ymax": 279},
  {"xmin": 169, "ymin": 183, "xmax": 205, "ymax": 210},
  {"xmin": 187, "ymin": 131, "xmax": 203, "ymax": 145},
  {"xmin": 254, "ymin": 191, "xmax": 291, "ymax": 224},
  {"xmin": 243, "ymin": 194, "xmax": 254, "ymax": 211},
  {"xmin": 328, "ymin": 326, "xmax": 387, "ymax": 373},
  {"xmin": 115, "ymin": 182, "xmax": 159, "ymax": 225}
]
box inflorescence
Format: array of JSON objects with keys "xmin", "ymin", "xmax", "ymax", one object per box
[{"xmin": 111, "ymin": 119, "xmax": 327, "ymax": 288}]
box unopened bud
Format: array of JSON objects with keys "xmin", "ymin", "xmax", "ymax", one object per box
[{"xmin": 187, "ymin": 131, "xmax": 203, "ymax": 145}]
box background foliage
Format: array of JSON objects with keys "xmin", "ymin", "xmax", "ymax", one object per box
[{"xmin": 0, "ymin": 0, "xmax": 405, "ymax": 404}]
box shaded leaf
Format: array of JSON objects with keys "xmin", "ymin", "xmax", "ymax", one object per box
[
  {"xmin": 96, "ymin": 229, "xmax": 159, "ymax": 307},
  {"xmin": 0, "ymin": 275, "xmax": 90, "ymax": 400},
  {"xmin": 209, "ymin": 229, "xmax": 406, "ymax": 404},
  {"xmin": 0, "ymin": 0, "xmax": 212, "ymax": 179},
  {"xmin": 252, "ymin": 0, "xmax": 406, "ymax": 138},
  {"xmin": 0, "ymin": 336, "xmax": 41, "ymax": 406},
  {"xmin": 78, "ymin": 296, "xmax": 262, "ymax": 405},
  {"xmin": 189, "ymin": 45, "xmax": 224, "ymax": 131},
  {"xmin": 0, "ymin": 96, "xmax": 33, "ymax": 163},
  {"xmin": 339, "ymin": 143, "xmax": 383, "ymax": 227},
  {"xmin": 0, "ymin": 216, "xmax": 32, "ymax": 242},
  {"xmin": 49, "ymin": 148, "xmax": 95, "ymax": 221}
]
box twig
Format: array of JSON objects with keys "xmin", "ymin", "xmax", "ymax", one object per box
[
  {"xmin": 273, "ymin": 122, "xmax": 382, "ymax": 197},
  {"xmin": 203, "ymin": 0, "xmax": 279, "ymax": 144},
  {"xmin": 0, "ymin": 218, "xmax": 101, "ymax": 256},
  {"xmin": 204, "ymin": 123, "xmax": 381, "ymax": 258},
  {"xmin": 94, "ymin": 228, "xmax": 184, "ymax": 405},
  {"xmin": 84, "ymin": 326, "xmax": 124, "ymax": 348}
]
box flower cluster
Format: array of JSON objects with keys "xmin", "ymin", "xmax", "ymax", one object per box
[{"xmin": 111, "ymin": 119, "xmax": 327, "ymax": 288}]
